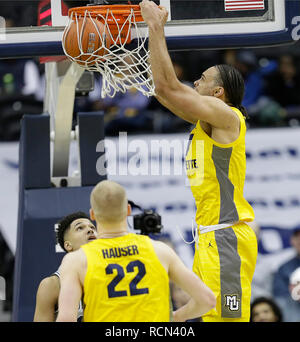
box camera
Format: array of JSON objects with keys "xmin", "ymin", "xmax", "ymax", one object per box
[
  {"xmin": 133, "ymin": 210, "xmax": 163, "ymax": 235},
  {"xmin": 129, "ymin": 201, "xmax": 163, "ymax": 235}
]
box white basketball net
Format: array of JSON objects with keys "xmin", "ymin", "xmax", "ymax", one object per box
[{"xmin": 62, "ymin": 8, "xmax": 155, "ymax": 98}]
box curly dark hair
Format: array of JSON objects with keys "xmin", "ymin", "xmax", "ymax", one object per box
[
  {"xmin": 250, "ymin": 297, "xmax": 283, "ymax": 322},
  {"xmin": 55, "ymin": 211, "xmax": 92, "ymax": 252}
]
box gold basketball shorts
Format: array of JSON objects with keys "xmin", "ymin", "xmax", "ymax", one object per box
[{"xmin": 192, "ymin": 222, "xmax": 258, "ymax": 322}]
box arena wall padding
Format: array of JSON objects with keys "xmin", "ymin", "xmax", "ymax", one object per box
[
  {"xmin": 77, "ymin": 111, "xmax": 106, "ymax": 186},
  {"xmin": 18, "ymin": 114, "xmax": 51, "ymax": 190}
]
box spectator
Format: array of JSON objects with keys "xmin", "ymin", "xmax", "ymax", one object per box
[
  {"xmin": 237, "ymin": 50, "xmax": 264, "ymax": 110},
  {"xmin": 289, "ymin": 267, "xmax": 300, "ymax": 304},
  {"xmin": 223, "ymin": 49, "xmax": 286, "ymax": 127},
  {"xmin": 0, "ymin": 14, "xmax": 41, "ymax": 100},
  {"xmin": 0, "ymin": 14, "xmax": 43, "ymax": 141},
  {"xmin": 0, "ymin": 58, "xmax": 43, "ymax": 141},
  {"xmin": 266, "ymin": 55, "xmax": 300, "ymax": 107},
  {"xmin": 272, "ymin": 227, "xmax": 300, "ymax": 322},
  {"xmin": 224, "ymin": 49, "xmax": 264, "ymax": 112},
  {"xmin": 265, "ymin": 55, "xmax": 300, "ymax": 122},
  {"xmin": 0, "ymin": 1, "xmax": 37, "ymax": 27},
  {"xmin": 250, "ymin": 297, "xmax": 283, "ymax": 322},
  {"xmin": 149, "ymin": 58, "xmax": 194, "ymax": 133},
  {"xmin": 103, "ymin": 86, "xmax": 152, "ymax": 136}
]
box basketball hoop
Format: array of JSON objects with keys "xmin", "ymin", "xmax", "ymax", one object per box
[{"xmin": 62, "ymin": 5, "xmax": 155, "ymax": 98}]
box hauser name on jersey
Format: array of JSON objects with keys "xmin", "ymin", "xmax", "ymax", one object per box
[{"xmin": 102, "ymin": 245, "xmax": 139, "ymax": 259}]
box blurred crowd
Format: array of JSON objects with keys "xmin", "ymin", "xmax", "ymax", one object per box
[
  {"xmin": 1, "ymin": 1, "xmax": 300, "ymax": 140},
  {"xmin": 1, "ymin": 44, "xmax": 300, "ymax": 141},
  {"xmin": 247, "ymin": 225, "xmax": 300, "ymax": 322}
]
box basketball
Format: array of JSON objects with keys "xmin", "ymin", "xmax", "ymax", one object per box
[{"xmin": 63, "ymin": 17, "xmax": 111, "ymax": 66}]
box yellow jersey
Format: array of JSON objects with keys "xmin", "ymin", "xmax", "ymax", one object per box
[
  {"xmin": 185, "ymin": 107, "xmax": 254, "ymax": 227},
  {"xmin": 81, "ymin": 233, "xmax": 170, "ymax": 322}
]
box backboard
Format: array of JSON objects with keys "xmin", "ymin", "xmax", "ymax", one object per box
[{"xmin": 0, "ymin": 0, "xmax": 299, "ymax": 57}]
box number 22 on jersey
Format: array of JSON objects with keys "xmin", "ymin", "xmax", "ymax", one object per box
[{"xmin": 105, "ymin": 260, "xmax": 149, "ymax": 298}]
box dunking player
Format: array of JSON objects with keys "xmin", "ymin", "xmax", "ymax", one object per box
[
  {"xmin": 140, "ymin": 0, "xmax": 258, "ymax": 322},
  {"xmin": 33, "ymin": 212, "xmax": 97, "ymax": 322},
  {"xmin": 56, "ymin": 180, "xmax": 216, "ymax": 322}
]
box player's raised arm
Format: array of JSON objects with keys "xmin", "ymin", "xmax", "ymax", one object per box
[{"xmin": 140, "ymin": 0, "xmax": 238, "ymax": 129}]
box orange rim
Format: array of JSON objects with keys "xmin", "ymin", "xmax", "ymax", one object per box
[{"xmin": 68, "ymin": 5, "xmax": 144, "ymax": 24}]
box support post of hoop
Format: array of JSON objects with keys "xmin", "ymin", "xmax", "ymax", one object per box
[{"xmin": 44, "ymin": 59, "xmax": 84, "ymax": 178}]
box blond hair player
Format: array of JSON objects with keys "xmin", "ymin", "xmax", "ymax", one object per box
[{"xmin": 56, "ymin": 180, "xmax": 215, "ymax": 322}]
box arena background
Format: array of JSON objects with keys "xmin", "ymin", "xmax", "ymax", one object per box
[{"xmin": 1, "ymin": 126, "xmax": 300, "ymax": 312}]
